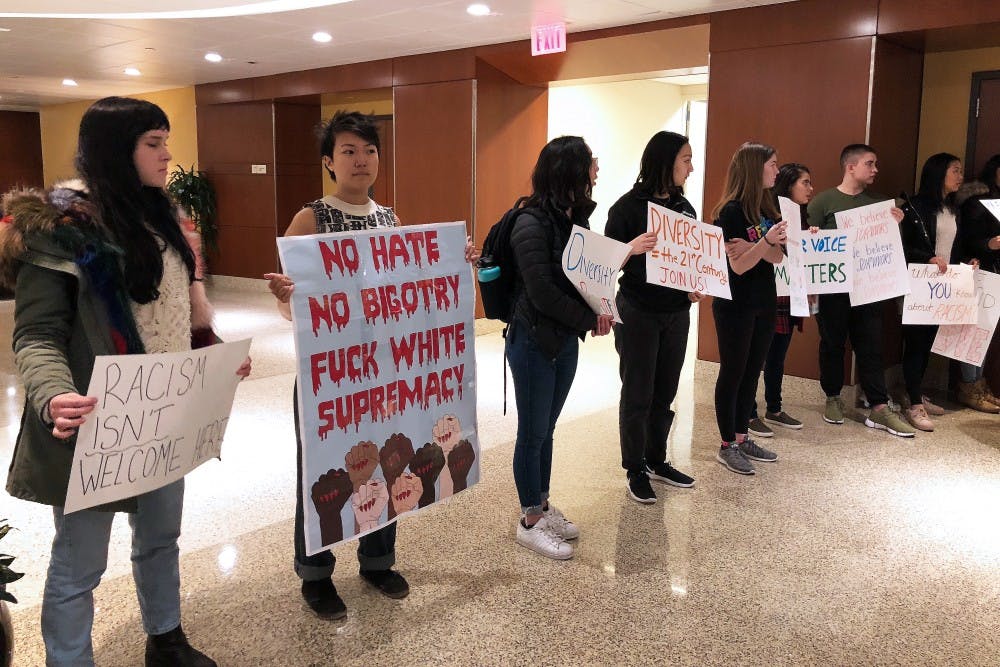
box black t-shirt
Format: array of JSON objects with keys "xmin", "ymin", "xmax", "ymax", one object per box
[{"xmin": 715, "ymin": 200, "xmax": 777, "ymax": 310}]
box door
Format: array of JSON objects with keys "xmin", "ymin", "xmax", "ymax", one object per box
[{"xmin": 965, "ymin": 71, "xmax": 1000, "ymax": 178}]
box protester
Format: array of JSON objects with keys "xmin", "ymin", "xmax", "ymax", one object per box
[
  {"xmin": 605, "ymin": 131, "xmax": 699, "ymax": 504},
  {"xmin": 807, "ymin": 144, "xmax": 915, "ymax": 437},
  {"xmin": 711, "ymin": 142, "xmax": 786, "ymax": 475},
  {"xmin": 2, "ymin": 96, "xmax": 250, "ymax": 666}
]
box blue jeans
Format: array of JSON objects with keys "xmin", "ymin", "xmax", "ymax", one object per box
[
  {"xmin": 42, "ymin": 479, "xmax": 184, "ymax": 666},
  {"xmin": 960, "ymin": 362, "xmax": 983, "ymax": 383},
  {"xmin": 506, "ymin": 321, "xmax": 579, "ymax": 515}
]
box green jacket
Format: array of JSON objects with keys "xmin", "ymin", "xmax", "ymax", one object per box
[{"xmin": 2, "ymin": 186, "xmax": 146, "ymax": 511}]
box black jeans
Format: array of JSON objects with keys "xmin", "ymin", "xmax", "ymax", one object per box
[
  {"xmin": 815, "ymin": 294, "xmax": 889, "ymax": 406},
  {"xmin": 902, "ymin": 324, "xmax": 938, "ymax": 405},
  {"xmin": 751, "ymin": 330, "xmax": 794, "ymax": 417},
  {"xmin": 713, "ymin": 299, "xmax": 775, "ymax": 443},
  {"xmin": 292, "ymin": 384, "xmax": 396, "ymax": 581},
  {"xmin": 613, "ymin": 295, "xmax": 690, "ymax": 474}
]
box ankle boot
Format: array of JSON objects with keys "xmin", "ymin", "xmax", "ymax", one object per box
[
  {"xmin": 146, "ymin": 625, "xmax": 217, "ymax": 667},
  {"xmin": 957, "ymin": 381, "xmax": 1000, "ymax": 414},
  {"xmin": 975, "ymin": 378, "xmax": 1000, "ymax": 407}
]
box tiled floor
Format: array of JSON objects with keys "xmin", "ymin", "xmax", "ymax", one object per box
[{"xmin": 2, "ymin": 282, "xmax": 999, "ymax": 666}]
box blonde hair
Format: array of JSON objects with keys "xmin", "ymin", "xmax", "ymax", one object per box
[{"xmin": 711, "ymin": 142, "xmax": 780, "ymax": 225}]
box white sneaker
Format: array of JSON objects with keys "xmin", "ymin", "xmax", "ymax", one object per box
[
  {"xmin": 543, "ymin": 503, "xmax": 579, "ymax": 540},
  {"xmin": 515, "ymin": 516, "xmax": 573, "ymax": 560}
]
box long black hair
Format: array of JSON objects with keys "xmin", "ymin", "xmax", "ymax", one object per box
[
  {"xmin": 524, "ymin": 136, "xmax": 595, "ymax": 222},
  {"xmin": 634, "ymin": 131, "xmax": 689, "ymax": 198},
  {"xmin": 76, "ymin": 96, "xmax": 195, "ymax": 303},
  {"xmin": 916, "ymin": 152, "xmax": 961, "ymax": 213},
  {"xmin": 977, "ymin": 153, "xmax": 1000, "ymax": 197},
  {"xmin": 773, "ymin": 163, "xmax": 809, "ymax": 200}
]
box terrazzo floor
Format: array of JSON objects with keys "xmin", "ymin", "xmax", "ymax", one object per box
[{"xmin": 1, "ymin": 281, "xmax": 998, "ymax": 666}]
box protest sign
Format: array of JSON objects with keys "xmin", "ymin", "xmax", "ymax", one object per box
[
  {"xmin": 65, "ymin": 339, "xmax": 252, "ymax": 513},
  {"xmin": 932, "ymin": 269, "xmax": 1000, "ymax": 366},
  {"xmin": 835, "ymin": 200, "xmax": 909, "ymax": 306},
  {"xmin": 774, "ymin": 196, "xmax": 809, "ymax": 316},
  {"xmin": 645, "ymin": 201, "xmax": 731, "ymax": 299},
  {"xmin": 562, "ymin": 225, "xmax": 631, "ymax": 322},
  {"xmin": 798, "ymin": 228, "xmax": 854, "ymax": 295},
  {"xmin": 278, "ymin": 222, "xmax": 478, "ymax": 555},
  {"xmin": 902, "ymin": 263, "xmax": 977, "ymax": 325},
  {"xmin": 980, "ymin": 199, "xmax": 1000, "ymax": 222}
]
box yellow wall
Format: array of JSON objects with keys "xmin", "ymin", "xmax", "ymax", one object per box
[
  {"xmin": 40, "ymin": 87, "xmax": 198, "ymax": 186},
  {"xmin": 917, "ymin": 47, "xmax": 1000, "ymax": 180},
  {"xmin": 319, "ymin": 89, "xmax": 393, "ymax": 197}
]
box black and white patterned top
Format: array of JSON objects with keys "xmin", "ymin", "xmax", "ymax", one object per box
[{"xmin": 307, "ymin": 195, "xmax": 398, "ymax": 233}]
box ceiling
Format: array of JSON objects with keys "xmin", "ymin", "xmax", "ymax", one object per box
[{"xmin": 0, "ymin": 0, "xmax": 791, "ymax": 111}]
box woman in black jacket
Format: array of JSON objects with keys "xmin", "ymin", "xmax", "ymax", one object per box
[
  {"xmin": 506, "ymin": 136, "xmax": 615, "ymax": 560},
  {"xmin": 605, "ymin": 131, "xmax": 699, "ymax": 505}
]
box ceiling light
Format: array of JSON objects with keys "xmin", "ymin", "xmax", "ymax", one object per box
[
  {"xmin": 312, "ymin": 31, "xmax": 332, "ymax": 43},
  {"xmin": 204, "ymin": 52, "xmax": 222, "ymax": 62},
  {"xmin": 124, "ymin": 67, "xmax": 141, "ymax": 76},
  {"xmin": 466, "ymin": 3, "xmax": 490, "ymax": 16},
  {"xmin": 62, "ymin": 79, "xmax": 78, "ymax": 86},
  {"xmin": 0, "ymin": 0, "xmax": 356, "ymax": 20},
  {"xmin": 0, "ymin": 27, "xmax": 11, "ymax": 31}
]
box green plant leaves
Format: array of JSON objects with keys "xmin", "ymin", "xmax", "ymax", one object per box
[{"xmin": 167, "ymin": 164, "xmax": 220, "ymax": 255}]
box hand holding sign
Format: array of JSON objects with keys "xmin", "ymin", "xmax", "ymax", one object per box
[{"xmin": 48, "ymin": 393, "xmax": 98, "ymax": 439}]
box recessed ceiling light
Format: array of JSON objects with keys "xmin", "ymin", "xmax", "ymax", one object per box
[
  {"xmin": 0, "ymin": 27, "xmax": 12, "ymax": 32},
  {"xmin": 466, "ymin": 3, "xmax": 490, "ymax": 16},
  {"xmin": 62, "ymin": 78, "xmax": 78, "ymax": 86},
  {"xmin": 312, "ymin": 31, "xmax": 332, "ymax": 43},
  {"xmin": 124, "ymin": 67, "xmax": 141, "ymax": 76},
  {"xmin": 204, "ymin": 52, "xmax": 222, "ymax": 63}
]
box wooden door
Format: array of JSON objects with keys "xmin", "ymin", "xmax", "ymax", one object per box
[{"xmin": 965, "ymin": 71, "xmax": 1000, "ymax": 177}]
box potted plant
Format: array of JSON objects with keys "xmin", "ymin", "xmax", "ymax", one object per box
[
  {"xmin": 0, "ymin": 518, "xmax": 23, "ymax": 667},
  {"xmin": 167, "ymin": 165, "xmax": 219, "ymax": 256}
]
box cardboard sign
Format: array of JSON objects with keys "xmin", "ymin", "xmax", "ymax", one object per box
[
  {"xmin": 835, "ymin": 200, "xmax": 909, "ymax": 306},
  {"xmin": 902, "ymin": 263, "xmax": 978, "ymax": 325},
  {"xmin": 278, "ymin": 222, "xmax": 478, "ymax": 555},
  {"xmin": 65, "ymin": 339, "xmax": 252, "ymax": 513},
  {"xmin": 932, "ymin": 269, "xmax": 1000, "ymax": 366},
  {"xmin": 645, "ymin": 201, "xmax": 731, "ymax": 299},
  {"xmin": 562, "ymin": 225, "xmax": 631, "ymax": 322}
]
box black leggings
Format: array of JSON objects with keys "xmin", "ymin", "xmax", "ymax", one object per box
[
  {"xmin": 713, "ymin": 300, "xmax": 776, "ymax": 443},
  {"xmin": 902, "ymin": 324, "xmax": 938, "ymax": 405}
]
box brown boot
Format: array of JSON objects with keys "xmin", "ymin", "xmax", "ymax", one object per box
[
  {"xmin": 975, "ymin": 378, "xmax": 1000, "ymax": 408},
  {"xmin": 957, "ymin": 381, "xmax": 1000, "ymax": 414}
]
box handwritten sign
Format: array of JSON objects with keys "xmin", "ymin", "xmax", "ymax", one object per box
[
  {"xmin": 774, "ymin": 197, "xmax": 809, "ymax": 316},
  {"xmin": 932, "ymin": 270, "xmax": 1000, "ymax": 365},
  {"xmin": 64, "ymin": 339, "xmax": 252, "ymax": 513},
  {"xmin": 645, "ymin": 201, "xmax": 731, "ymax": 299},
  {"xmin": 562, "ymin": 225, "xmax": 631, "ymax": 322},
  {"xmin": 798, "ymin": 229, "xmax": 854, "ymax": 294},
  {"xmin": 278, "ymin": 222, "xmax": 478, "ymax": 555},
  {"xmin": 835, "ymin": 200, "xmax": 909, "ymax": 306},
  {"xmin": 902, "ymin": 263, "xmax": 977, "ymax": 325},
  {"xmin": 980, "ymin": 198, "xmax": 1000, "ymax": 222}
]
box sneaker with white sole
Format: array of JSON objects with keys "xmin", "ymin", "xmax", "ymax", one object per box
[
  {"xmin": 627, "ymin": 471, "xmax": 657, "ymax": 504},
  {"xmin": 739, "ymin": 436, "xmax": 778, "ymax": 462},
  {"xmin": 542, "ymin": 503, "xmax": 579, "ymax": 540},
  {"xmin": 865, "ymin": 406, "xmax": 916, "ymax": 438},
  {"xmin": 824, "ymin": 396, "xmax": 845, "ymax": 424},
  {"xmin": 515, "ymin": 516, "xmax": 573, "ymax": 560},
  {"xmin": 905, "ymin": 404, "xmax": 934, "ymax": 432},
  {"xmin": 764, "ymin": 411, "xmax": 803, "ymax": 429},
  {"xmin": 646, "ymin": 461, "xmax": 694, "ymax": 488},
  {"xmin": 748, "ymin": 417, "xmax": 774, "ymax": 438},
  {"xmin": 716, "ymin": 444, "xmax": 755, "ymax": 475}
]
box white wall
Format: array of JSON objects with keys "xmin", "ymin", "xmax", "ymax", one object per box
[{"xmin": 548, "ymin": 79, "xmax": 707, "ymax": 234}]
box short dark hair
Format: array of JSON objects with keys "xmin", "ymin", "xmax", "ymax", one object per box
[
  {"xmin": 978, "ymin": 153, "xmax": 1000, "ymax": 196},
  {"xmin": 634, "ymin": 131, "xmax": 690, "ymax": 198},
  {"xmin": 773, "ymin": 163, "xmax": 810, "ymax": 200},
  {"xmin": 840, "ymin": 144, "xmax": 876, "ymax": 170},
  {"xmin": 317, "ymin": 111, "xmax": 380, "ymax": 182},
  {"xmin": 917, "ymin": 152, "xmax": 961, "ymax": 212},
  {"xmin": 525, "ymin": 136, "xmax": 594, "ymax": 220}
]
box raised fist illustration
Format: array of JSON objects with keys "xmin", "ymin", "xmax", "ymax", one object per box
[
  {"xmin": 408, "ymin": 442, "xmax": 445, "ymax": 508},
  {"xmin": 390, "ymin": 472, "xmax": 423, "ymax": 516},
  {"xmin": 380, "ymin": 433, "xmax": 415, "ymax": 518},
  {"xmin": 432, "ymin": 414, "xmax": 462, "ymax": 455},
  {"xmin": 447, "ymin": 439, "xmax": 476, "ymax": 493},
  {"xmin": 345, "ymin": 440, "xmax": 379, "ymax": 491},
  {"xmin": 311, "ymin": 468, "xmax": 352, "ymax": 546},
  {"xmin": 352, "ymin": 479, "xmax": 389, "ymax": 532}
]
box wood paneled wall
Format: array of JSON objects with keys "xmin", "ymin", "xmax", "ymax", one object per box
[
  {"xmin": 274, "ymin": 102, "xmax": 322, "ymax": 237},
  {"xmin": 0, "ymin": 111, "xmax": 43, "ymax": 195}
]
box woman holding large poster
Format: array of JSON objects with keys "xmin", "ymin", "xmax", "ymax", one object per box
[
  {"xmin": 605, "ymin": 131, "xmax": 699, "ymax": 505},
  {"xmin": 2, "ymin": 97, "xmax": 250, "ymax": 665},
  {"xmin": 711, "ymin": 142, "xmax": 787, "ymax": 475},
  {"xmin": 506, "ymin": 136, "xmax": 614, "ymax": 559}
]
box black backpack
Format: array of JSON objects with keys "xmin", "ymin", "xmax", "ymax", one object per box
[{"xmin": 477, "ymin": 196, "xmax": 533, "ymax": 322}]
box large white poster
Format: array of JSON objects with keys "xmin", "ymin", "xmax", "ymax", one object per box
[
  {"xmin": 902, "ymin": 263, "xmax": 978, "ymax": 325},
  {"xmin": 278, "ymin": 222, "xmax": 478, "ymax": 555},
  {"xmin": 645, "ymin": 201, "xmax": 731, "ymax": 299},
  {"xmin": 980, "ymin": 199, "xmax": 1000, "ymax": 222},
  {"xmin": 932, "ymin": 269, "xmax": 1000, "ymax": 366},
  {"xmin": 65, "ymin": 339, "xmax": 252, "ymax": 513},
  {"xmin": 774, "ymin": 196, "xmax": 809, "ymax": 316},
  {"xmin": 562, "ymin": 225, "xmax": 631, "ymax": 322},
  {"xmin": 835, "ymin": 200, "xmax": 910, "ymax": 306}
]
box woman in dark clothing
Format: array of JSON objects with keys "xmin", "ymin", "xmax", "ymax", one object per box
[
  {"xmin": 711, "ymin": 142, "xmax": 787, "ymax": 475},
  {"xmin": 605, "ymin": 131, "xmax": 699, "ymax": 505},
  {"xmin": 506, "ymin": 136, "xmax": 617, "ymax": 560}
]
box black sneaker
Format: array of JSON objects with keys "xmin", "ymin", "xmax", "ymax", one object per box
[
  {"xmin": 646, "ymin": 462, "xmax": 694, "ymax": 488},
  {"xmin": 301, "ymin": 578, "xmax": 347, "ymax": 620},
  {"xmin": 626, "ymin": 471, "xmax": 656, "ymax": 504},
  {"xmin": 145, "ymin": 625, "xmax": 216, "ymax": 667},
  {"xmin": 360, "ymin": 569, "xmax": 410, "ymax": 599}
]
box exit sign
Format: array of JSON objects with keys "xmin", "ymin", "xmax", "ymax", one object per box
[{"xmin": 531, "ymin": 23, "xmax": 566, "ymax": 56}]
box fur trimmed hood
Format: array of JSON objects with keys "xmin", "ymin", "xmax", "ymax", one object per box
[{"xmin": 956, "ymin": 180, "xmax": 990, "ymax": 208}]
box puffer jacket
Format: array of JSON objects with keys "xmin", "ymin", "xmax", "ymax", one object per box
[
  {"xmin": 509, "ymin": 206, "xmax": 597, "ymax": 359},
  {"xmin": 956, "ymin": 181, "xmax": 1000, "ymax": 273}
]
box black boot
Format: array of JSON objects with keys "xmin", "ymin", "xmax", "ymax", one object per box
[
  {"xmin": 301, "ymin": 578, "xmax": 348, "ymax": 619},
  {"xmin": 145, "ymin": 624, "xmax": 216, "ymax": 667}
]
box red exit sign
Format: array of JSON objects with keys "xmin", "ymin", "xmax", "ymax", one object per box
[{"xmin": 531, "ymin": 23, "xmax": 566, "ymax": 56}]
